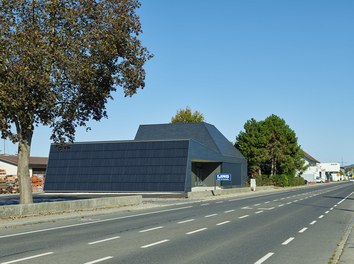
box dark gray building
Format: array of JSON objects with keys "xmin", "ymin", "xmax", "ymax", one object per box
[{"xmin": 44, "ymin": 122, "xmax": 247, "ymax": 192}]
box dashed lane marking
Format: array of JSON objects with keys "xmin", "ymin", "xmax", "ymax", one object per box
[
  {"xmin": 178, "ymin": 219, "xmax": 195, "ymax": 224},
  {"xmin": 282, "ymin": 237, "xmax": 295, "ymax": 245},
  {"xmin": 299, "ymin": 227, "xmax": 308, "ymax": 233},
  {"xmin": 139, "ymin": 226, "xmax": 163, "ymax": 233},
  {"xmin": 186, "ymin": 228, "xmax": 208, "ymax": 235},
  {"xmin": 0, "ymin": 252, "xmax": 54, "ymax": 264},
  {"xmin": 84, "ymin": 256, "xmax": 113, "ymax": 264},
  {"xmin": 239, "ymin": 215, "xmax": 249, "ymax": 219},
  {"xmin": 88, "ymin": 236, "xmax": 120, "ymax": 245},
  {"xmin": 216, "ymin": 221, "xmax": 230, "ymax": 226},
  {"xmin": 205, "ymin": 214, "xmax": 218, "ymax": 218},
  {"xmin": 141, "ymin": 239, "xmax": 169, "ymax": 249},
  {"xmin": 255, "ymin": 252, "xmax": 274, "ymax": 264}
]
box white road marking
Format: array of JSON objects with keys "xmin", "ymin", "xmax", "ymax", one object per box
[
  {"xmin": 325, "ymin": 211, "xmax": 329, "ymax": 214},
  {"xmin": 273, "ymin": 199, "xmax": 278, "ymax": 202},
  {"xmin": 278, "ymin": 204, "xmax": 284, "ymax": 207},
  {"xmin": 319, "ymin": 215, "xmax": 324, "ymax": 219},
  {"xmin": 242, "ymin": 206, "xmax": 252, "ymax": 209},
  {"xmin": 294, "ymin": 200, "xmax": 298, "ymax": 202},
  {"xmin": 186, "ymin": 228, "xmax": 208, "ymax": 235},
  {"xmin": 0, "ymin": 206, "xmax": 193, "ymax": 239},
  {"xmin": 265, "ymin": 201, "xmax": 270, "ymax": 204},
  {"xmin": 84, "ymin": 256, "xmax": 113, "ymax": 264},
  {"xmin": 205, "ymin": 214, "xmax": 218, "ymax": 218},
  {"xmin": 1, "ymin": 252, "xmax": 54, "ymax": 264},
  {"xmin": 224, "ymin": 209, "xmax": 235, "ymax": 213},
  {"xmin": 201, "ymin": 203, "xmax": 210, "ymax": 206},
  {"xmin": 239, "ymin": 215, "xmax": 249, "ymax": 219},
  {"xmin": 330, "ymin": 208, "xmax": 334, "ymax": 211},
  {"xmin": 299, "ymin": 227, "xmax": 308, "ymax": 233},
  {"xmin": 286, "ymin": 202, "xmax": 292, "ymax": 205},
  {"xmin": 310, "ymin": 220, "xmax": 317, "ymax": 225},
  {"xmin": 258, "ymin": 207, "xmax": 274, "ymax": 210},
  {"xmin": 139, "ymin": 226, "xmax": 163, "ymax": 233},
  {"xmin": 255, "ymin": 252, "xmax": 274, "ymax": 264},
  {"xmin": 255, "ymin": 211, "xmax": 264, "ymax": 214},
  {"xmin": 254, "ymin": 203, "xmax": 261, "ymax": 206},
  {"xmin": 178, "ymin": 219, "xmax": 195, "ymax": 224},
  {"xmin": 141, "ymin": 239, "xmax": 169, "ymax": 248},
  {"xmin": 216, "ymin": 221, "xmax": 230, "ymax": 226},
  {"xmin": 282, "ymin": 237, "xmax": 295, "ymax": 245},
  {"xmin": 88, "ymin": 236, "xmax": 120, "ymax": 245},
  {"xmin": 216, "ymin": 201, "xmax": 224, "ymax": 204}
]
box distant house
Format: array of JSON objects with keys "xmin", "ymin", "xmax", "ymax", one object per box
[
  {"xmin": 302, "ymin": 152, "xmax": 341, "ymax": 182},
  {"xmin": 0, "ymin": 154, "xmax": 48, "ymax": 177},
  {"xmin": 44, "ymin": 122, "xmax": 248, "ymax": 193}
]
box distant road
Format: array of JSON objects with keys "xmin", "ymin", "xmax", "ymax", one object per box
[{"xmin": 0, "ymin": 182, "xmax": 353, "ymax": 264}]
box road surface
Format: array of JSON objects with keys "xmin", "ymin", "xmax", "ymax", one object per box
[{"xmin": 0, "ymin": 182, "xmax": 353, "ymax": 264}]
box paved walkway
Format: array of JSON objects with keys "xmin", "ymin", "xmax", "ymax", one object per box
[{"xmin": 338, "ymin": 223, "xmax": 354, "ymax": 263}]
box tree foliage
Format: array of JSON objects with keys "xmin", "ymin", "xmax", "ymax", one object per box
[
  {"xmin": 0, "ymin": 0, "xmax": 152, "ymax": 204},
  {"xmin": 235, "ymin": 114, "xmax": 305, "ymax": 178},
  {"xmin": 171, "ymin": 106, "xmax": 204, "ymax": 123}
]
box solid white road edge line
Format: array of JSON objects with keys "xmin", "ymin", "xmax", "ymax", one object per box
[
  {"xmin": 0, "ymin": 206, "xmax": 193, "ymax": 239},
  {"xmin": 0, "ymin": 252, "xmax": 54, "ymax": 264},
  {"xmin": 141, "ymin": 239, "xmax": 169, "ymax": 248},
  {"xmin": 255, "ymin": 252, "xmax": 274, "ymax": 264}
]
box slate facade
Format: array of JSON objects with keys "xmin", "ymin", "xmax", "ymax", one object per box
[{"xmin": 44, "ymin": 123, "xmax": 247, "ymax": 192}]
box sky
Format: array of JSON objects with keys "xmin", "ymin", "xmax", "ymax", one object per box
[{"xmin": 2, "ymin": 0, "xmax": 354, "ymax": 165}]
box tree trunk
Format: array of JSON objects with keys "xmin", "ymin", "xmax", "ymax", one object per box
[{"xmin": 17, "ymin": 133, "xmax": 33, "ymax": 204}]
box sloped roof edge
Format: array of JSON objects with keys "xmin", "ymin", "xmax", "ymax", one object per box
[{"xmin": 0, "ymin": 155, "xmax": 48, "ymax": 166}]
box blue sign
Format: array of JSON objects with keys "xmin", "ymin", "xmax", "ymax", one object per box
[{"xmin": 216, "ymin": 174, "xmax": 231, "ymax": 181}]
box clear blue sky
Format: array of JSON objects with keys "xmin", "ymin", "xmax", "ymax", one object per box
[{"xmin": 2, "ymin": 0, "xmax": 354, "ymax": 165}]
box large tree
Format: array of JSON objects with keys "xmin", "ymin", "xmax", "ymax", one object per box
[
  {"xmin": 171, "ymin": 106, "xmax": 204, "ymax": 123},
  {"xmin": 235, "ymin": 118, "xmax": 268, "ymax": 176},
  {"xmin": 235, "ymin": 114, "xmax": 305, "ymax": 177},
  {"xmin": 0, "ymin": 0, "xmax": 152, "ymax": 204}
]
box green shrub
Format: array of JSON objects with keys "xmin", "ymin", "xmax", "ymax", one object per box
[
  {"xmin": 253, "ymin": 175, "xmax": 273, "ymax": 186},
  {"xmin": 271, "ymin": 174, "xmax": 289, "ymax": 187},
  {"xmin": 289, "ymin": 176, "xmax": 305, "ymax": 186}
]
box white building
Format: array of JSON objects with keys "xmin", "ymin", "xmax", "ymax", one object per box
[
  {"xmin": 301, "ymin": 152, "xmax": 341, "ymax": 182},
  {"xmin": 0, "ymin": 154, "xmax": 48, "ymax": 177}
]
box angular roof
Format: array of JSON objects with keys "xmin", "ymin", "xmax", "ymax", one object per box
[
  {"xmin": 135, "ymin": 122, "xmax": 246, "ymax": 161},
  {"xmin": 0, "ymin": 154, "xmax": 48, "ymax": 166},
  {"xmin": 303, "ymin": 151, "xmax": 320, "ymax": 163}
]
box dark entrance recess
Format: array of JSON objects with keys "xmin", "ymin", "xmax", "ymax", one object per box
[{"xmin": 192, "ymin": 162, "xmax": 221, "ymax": 187}]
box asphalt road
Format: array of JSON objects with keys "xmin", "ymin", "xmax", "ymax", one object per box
[{"xmin": 0, "ymin": 182, "xmax": 353, "ymax": 264}]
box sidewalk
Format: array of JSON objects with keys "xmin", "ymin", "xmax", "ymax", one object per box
[{"xmin": 337, "ymin": 223, "xmax": 354, "ymax": 264}]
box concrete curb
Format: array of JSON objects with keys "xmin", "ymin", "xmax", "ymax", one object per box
[
  {"xmin": 0, "ymin": 195, "xmax": 142, "ymax": 219},
  {"xmin": 186, "ymin": 186, "xmax": 276, "ymax": 198}
]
